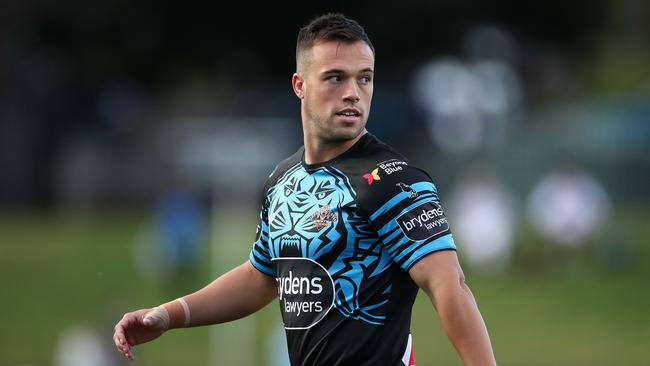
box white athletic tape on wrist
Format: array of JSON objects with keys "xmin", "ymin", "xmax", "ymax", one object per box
[
  {"xmin": 150, "ymin": 306, "xmax": 170, "ymax": 330},
  {"xmin": 179, "ymin": 297, "xmax": 191, "ymax": 327}
]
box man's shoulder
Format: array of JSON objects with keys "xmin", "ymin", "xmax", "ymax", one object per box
[
  {"xmin": 339, "ymin": 133, "xmax": 431, "ymax": 180},
  {"xmin": 338, "ymin": 134, "xmax": 436, "ymax": 214},
  {"xmin": 262, "ymin": 146, "xmax": 304, "ymax": 190},
  {"xmin": 354, "ymin": 133, "xmax": 409, "ymax": 163}
]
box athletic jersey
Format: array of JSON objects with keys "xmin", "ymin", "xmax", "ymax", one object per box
[{"xmin": 249, "ymin": 132, "xmax": 456, "ymax": 366}]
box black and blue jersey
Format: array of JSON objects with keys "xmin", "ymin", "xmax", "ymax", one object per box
[{"xmin": 249, "ymin": 132, "xmax": 456, "ymax": 366}]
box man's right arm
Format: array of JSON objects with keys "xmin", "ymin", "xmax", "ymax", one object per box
[
  {"xmin": 113, "ymin": 260, "xmax": 277, "ymax": 360},
  {"xmin": 182, "ymin": 260, "xmax": 277, "ymax": 325}
]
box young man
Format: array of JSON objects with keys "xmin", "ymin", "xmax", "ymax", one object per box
[{"xmin": 113, "ymin": 13, "xmax": 496, "ymax": 365}]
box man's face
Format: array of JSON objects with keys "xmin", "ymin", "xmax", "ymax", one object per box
[{"xmin": 294, "ymin": 40, "xmax": 374, "ymax": 144}]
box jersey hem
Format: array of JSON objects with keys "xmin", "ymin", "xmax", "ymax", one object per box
[
  {"xmin": 404, "ymin": 246, "xmax": 457, "ymax": 272},
  {"xmin": 249, "ymin": 258, "xmax": 276, "ymax": 277}
]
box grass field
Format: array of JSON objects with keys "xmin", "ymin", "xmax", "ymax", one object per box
[{"xmin": 1, "ymin": 208, "xmax": 649, "ymax": 365}]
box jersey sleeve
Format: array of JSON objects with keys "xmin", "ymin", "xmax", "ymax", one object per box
[
  {"xmin": 360, "ymin": 162, "xmax": 456, "ymax": 271},
  {"xmin": 249, "ymin": 198, "xmax": 275, "ymax": 276}
]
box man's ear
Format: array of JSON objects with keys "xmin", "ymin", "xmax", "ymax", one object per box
[{"xmin": 292, "ymin": 73, "xmax": 304, "ymax": 99}]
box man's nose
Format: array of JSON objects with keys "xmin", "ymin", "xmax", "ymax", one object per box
[{"xmin": 343, "ymin": 79, "xmax": 361, "ymax": 103}]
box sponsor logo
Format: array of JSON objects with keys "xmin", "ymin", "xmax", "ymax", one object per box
[
  {"xmin": 363, "ymin": 160, "xmax": 408, "ymax": 185},
  {"xmin": 396, "ymin": 182, "xmax": 418, "ymax": 199},
  {"xmin": 396, "ymin": 201, "xmax": 449, "ymax": 241},
  {"xmin": 363, "ymin": 168, "xmax": 381, "ymax": 185},
  {"xmin": 273, "ymin": 257, "xmax": 335, "ymax": 330},
  {"xmin": 308, "ymin": 204, "xmax": 337, "ymax": 230},
  {"xmin": 378, "ymin": 159, "xmax": 407, "ymax": 175}
]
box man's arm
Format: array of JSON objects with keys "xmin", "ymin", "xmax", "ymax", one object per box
[
  {"xmin": 409, "ymin": 250, "xmax": 496, "ymax": 366},
  {"xmin": 181, "ymin": 260, "xmax": 277, "ymax": 325},
  {"xmin": 113, "ymin": 261, "xmax": 277, "ymax": 360}
]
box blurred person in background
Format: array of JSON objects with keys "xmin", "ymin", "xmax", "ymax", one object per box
[
  {"xmin": 527, "ymin": 165, "xmax": 611, "ymax": 248},
  {"xmin": 113, "ymin": 13, "xmax": 496, "ymax": 365},
  {"xmin": 131, "ymin": 164, "xmax": 208, "ymax": 294},
  {"xmin": 55, "ymin": 325, "xmax": 114, "ymax": 366},
  {"xmin": 153, "ymin": 166, "xmax": 205, "ymax": 286},
  {"xmin": 449, "ymin": 163, "xmax": 516, "ymax": 274}
]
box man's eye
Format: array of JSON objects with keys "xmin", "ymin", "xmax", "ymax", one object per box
[
  {"xmin": 360, "ymin": 76, "xmax": 371, "ymax": 84},
  {"xmin": 327, "ymin": 75, "xmax": 341, "ymax": 82}
]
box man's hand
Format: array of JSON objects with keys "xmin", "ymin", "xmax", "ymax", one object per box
[
  {"xmin": 111, "ymin": 261, "xmax": 276, "ymax": 360},
  {"xmin": 113, "ymin": 307, "xmax": 170, "ymax": 361}
]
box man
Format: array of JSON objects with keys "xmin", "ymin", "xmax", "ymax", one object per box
[{"xmin": 113, "ymin": 13, "xmax": 496, "ymax": 365}]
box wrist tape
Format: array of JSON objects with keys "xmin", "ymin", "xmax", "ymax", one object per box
[{"xmin": 162, "ymin": 297, "xmax": 191, "ymax": 329}]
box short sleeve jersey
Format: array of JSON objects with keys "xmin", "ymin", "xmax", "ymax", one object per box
[{"xmin": 249, "ymin": 133, "xmax": 456, "ymax": 366}]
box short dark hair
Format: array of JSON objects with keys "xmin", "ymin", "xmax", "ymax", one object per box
[{"xmin": 296, "ymin": 13, "xmax": 375, "ymax": 59}]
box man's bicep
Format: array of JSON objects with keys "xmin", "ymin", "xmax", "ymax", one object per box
[
  {"xmin": 408, "ymin": 249, "xmax": 464, "ymax": 298},
  {"xmin": 244, "ymin": 260, "xmax": 278, "ymax": 293}
]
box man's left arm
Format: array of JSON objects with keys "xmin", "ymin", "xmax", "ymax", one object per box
[{"xmin": 409, "ymin": 250, "xmax": 497, "ymax": 366}]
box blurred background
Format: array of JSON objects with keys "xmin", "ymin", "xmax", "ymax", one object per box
[{"xmin": 1, "ymin": 0, "xmax": 649, "ymax": 365}]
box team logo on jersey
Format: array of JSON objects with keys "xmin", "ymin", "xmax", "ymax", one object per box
[
  {"xmin": 396, "ymin": 201, "xmax": 449, "ymax": 241},
  {"xmin": 363, "ymin": 168, "xmax": 381, "ymax": 185},
  {"xmin": 308, "ymin": 204, "xmax": 337, "ymax": 230},
  {"xmin": 273, "ymin": 257, "xmax": 335, "ymax": 330},
  {"xmin": 396, "ymin": 182, "xmax": 418, "ymax": 199}
]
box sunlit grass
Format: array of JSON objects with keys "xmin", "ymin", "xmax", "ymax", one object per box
[{"xmin": 1, "ymin": 209, "xmax": 648, "ymax": 365}]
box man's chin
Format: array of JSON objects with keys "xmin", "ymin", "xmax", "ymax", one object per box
[{"xmin": 326, "ymin": 127, "xmax": 365, "ymax": 142}]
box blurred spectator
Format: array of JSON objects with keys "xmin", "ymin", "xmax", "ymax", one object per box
[
  {"xmin": 54, "ymin": 325, "xmax": 113, "ymax": 366},
  {"xmin": 133, "ymin": 166, "xmax": 207, "ymax": 292},
  {"xmin": 448, "ymin": 164, "xmax": 516, "ymax": 273},
  {"xmin": 526, "ymin": 166, "xmax": 611, "ymax": 247},
  {"xmin": 153, "ymin": 168, "xmax": 205, "ymax": 278},
  {"xmin": 411, "ymin": 25, "xmax": 523, "ymax": 155},
  {"xmin": 156, "ymin": 185, "xmax": 201, "ymax": 265}
]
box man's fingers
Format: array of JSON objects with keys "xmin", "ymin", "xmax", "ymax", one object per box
[
  {"xmin": 113, "ymin": 327, "xmax": 126, "ymax": 348},
  {"xmin": 113, "ymin": 309, "xmax": 160, "ymax": 361},
  {"xmin": 113, "ymin": 323, "xmax": 131, "ymax": 347},
  {"xmin": 120, "ymin": 340, "xmax": 133, "ymax": 360},
  {"xmin": 114, "ymin": 313, "xmax": 140, "ymax": 360},
  {"xmin": 114, "ymin": 333, "xmax": 128, "ymax": 350},
  {"xmin": 113, "ymin": 331, "xmax": 131, "ymax": 360}
]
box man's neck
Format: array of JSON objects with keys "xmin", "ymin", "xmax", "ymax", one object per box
[{"xmin": 303, "ymin": 130, "xmax": 367, "ymax": 165}]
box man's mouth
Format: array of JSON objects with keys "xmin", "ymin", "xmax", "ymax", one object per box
[{"xmin": 335, "ymin": 108, "xmax": 361, "ymax": 118}]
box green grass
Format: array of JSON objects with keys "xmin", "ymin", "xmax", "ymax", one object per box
[
  {"xmin": 411, "ymin": 273, "xmax": 650, "ymax": 365},
  {"xmin": 1, "ymin": 208, "xmax": 648, "ymax": 365}
]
